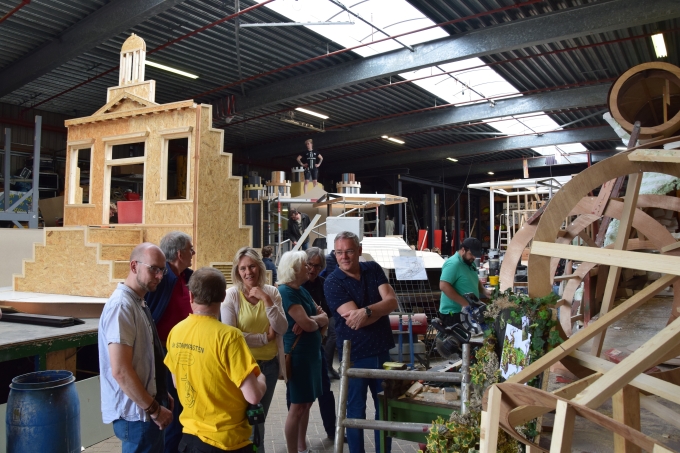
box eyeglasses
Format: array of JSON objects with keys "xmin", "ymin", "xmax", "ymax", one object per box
[
  {"xmin": 306, "ymin": 263, "xmax": 323, "ymax": 270},
  {"xmin": 135, "ymin": 261, "xmax": 168, "ymax": 276},
  {"xmin": 335, "ymin": 249, "xmax": 356, "ymax": 257}
]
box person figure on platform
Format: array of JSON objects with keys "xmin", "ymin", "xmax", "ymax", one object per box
[
  {"xmin": 261, "ymin": 245, "xmax": 278, "ymax": 285},
  {"xmin": 99, "ymin": 243, "xmax": 174, "ymax": 453},
  {"xmin": 324, "ymin": 231, "xmax": 398, "ymax": 453},
  {"xmin": 438, "ymin": 237, "xmax": 491, "ymax": 327},
  {"xmin": 145, "ymin": 231, "xmax": 195, "ymax": 453},
  {"xmin": 296, "ymin": 139, "xmax": 323, "ymax": 193},
  {"xmin": 287, "ymin": 208, "xmax": 311, "ymax": 251},
  {"xmin": 165, "ymin": 267, "xmax": 267, "ymax": 453}
]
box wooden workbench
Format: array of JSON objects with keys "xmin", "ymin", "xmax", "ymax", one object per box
[{"xmin": 0, "ymin": 318, "xmax": 98, "ymax": 371}]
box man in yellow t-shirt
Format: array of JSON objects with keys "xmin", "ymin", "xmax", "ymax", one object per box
[{"xmin": 165, "ymin": 267, "xmax": 267, "ymax": 452}]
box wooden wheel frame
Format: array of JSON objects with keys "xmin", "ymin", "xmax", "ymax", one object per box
[{"xmin": 481, "ymin": 150, "xmax": 680, "ymax": 453}]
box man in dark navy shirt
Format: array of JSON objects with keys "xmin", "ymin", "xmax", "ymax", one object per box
[{"xmin": 324, "ymin": 231, "xmax": 397, "ymax": 453}]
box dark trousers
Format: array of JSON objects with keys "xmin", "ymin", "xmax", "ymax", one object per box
[
  {"xmin": 324, "ymin": 317, "xmax": 337, "ymax": 369},
  {"xmin": 178, "ymin": 434, "xmax": 252, "ymax": 453},
  {"xmin": 164, "ymin": 368, "xmax": 184, "ymax": 453},
  {"xmin": 286, "ymin": 345, "xmax": 336, "ymax": 437}
]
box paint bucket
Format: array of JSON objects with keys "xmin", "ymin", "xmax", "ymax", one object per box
[{"xmin": 6, "ymin": 370, "xmax": 80, "ymax": 453}]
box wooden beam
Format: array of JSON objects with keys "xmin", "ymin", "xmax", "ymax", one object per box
[
  {"xmin": 550, "ymin": 400, "xmax": 576, "ymax": 453},
  {"xmin": 629, "ymin": 149, "xmax": 680, "ymax": 163},
  {"xmin": 507, "ymin": 274, "xmax": 678, "ymax": 384},
  {"xmin": 639, "ymin": 395, "xmax": 680, "ymax": 431},
  {"xmin": 292, "ymin": 214, "xmax": 321, "ymax": 252},
  {"xmin": 566, "ymin": 351, "xmax": 680, "ymax": 405},
  {"xmin": 479, "ymin": 385, "xmax": 502, "ymax": 453},
  {"xmin": 612, "ymin": 386, "xmax": 641, "ymax": 453},
  {"xmin": 591, "ymin": 172, "xmax": 642, "ymax": 356},
  {"xmin": 573, "ymin": 316, "xmax": 680, "ymax": 409},
  {"xmin": 660, "ymin": 241, "xmax": 680, "ymax": 254},
  {"xmin": 530, "ymin": 242, "xmax": 680, "ymax": 276}
]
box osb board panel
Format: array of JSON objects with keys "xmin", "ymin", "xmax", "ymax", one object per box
[
  {"xmin": 46, "ymin": 348, "xmax": 77, "ymax": 374},
  {"xmin": 139, "ymin": 225, "xmax": 193, "ymax": 247},
  {"xmin": 107, "ymin": 83, "xmax": 155, "ymax": 105},
  {"xmin": 100, "ymin": 244, "xmax": 136, "ymax": 261},
  {"xmin": 65, "ymin": 107, "xmax": 197, "ymax": 227},
  {"xmin": 14, "ymin": 228, "xmax": 118, "ymax": 298},
  {"xmin": 194, "ymin": 105, "xmax": 252, "ymax": 269},
  {"xmin": 87, "ymin": 227, "xmax": 143, "ymax": 245},
  {"xmin": 0, "ymin": 229, "xmax": 44, "ymax": 287},
  {"xmin": 113, "ymin": 261, "xmax": 129, "ymax": 279}
]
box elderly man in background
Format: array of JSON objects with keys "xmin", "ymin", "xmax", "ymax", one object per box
[
  {"xmin": 99, "ymin": 243, "xmax": 174, "ymax": 453},
  {"xmin": 324, "ymin": 231, "xmax": 397, "ymax": 453},
  {"xmin": 146, "ymin": 231, "xmax": 195, "ymax": 453}
]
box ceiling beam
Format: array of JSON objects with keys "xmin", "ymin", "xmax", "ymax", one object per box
[
  {"xmin": 331, "ymin": 126, "xmax": 620, "ymax": 172},
  {"xmin": 0, "ymin": 0, "xmax": 185, "ymax": 97},
  {"xmin": 416, "ymin": 151, "xmax": 617, "ymax": 179},
  {"xmin": 251, "ymin": 84, "xmax": 610, "ymax": 157},
  {"xmin": 233, "ymin": 0, "xmax": 680, "ymax": 113}
]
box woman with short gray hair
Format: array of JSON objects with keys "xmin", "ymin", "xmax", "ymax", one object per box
[{"xmin": 278, "ymin": 251, "xmax": 328, "ymax": 453}]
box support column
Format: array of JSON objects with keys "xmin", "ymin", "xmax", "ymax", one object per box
[
  {"xmin": 396, "ymin": 178, "xmax": 403, "ymax": 238},
  {"xmin": 378, "ymin": 205, "xmax": 386, "ymax": 237},
  {"xmin": 429, "ymin": 186, "xmax": 435, "ymax": 249},
  {"xmin": 490, "ymin": 189, "xmax": 495, "ymax": 249}
]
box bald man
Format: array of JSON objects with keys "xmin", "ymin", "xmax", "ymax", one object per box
[{"xmin": 99, "ymin": 243, "xmax": 175, "ymax": 453}]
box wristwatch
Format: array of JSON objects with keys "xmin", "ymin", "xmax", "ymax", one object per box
[{"xmin": 364, "ymin": 306, "xmax": 372, "ymax": 318}]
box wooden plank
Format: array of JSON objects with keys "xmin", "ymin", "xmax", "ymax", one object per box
[
  {"xmin": 591, "ymin": 172, "xmax": 642, "ymax": 356},
  {"xmin": 629, "ymin": 149, "xmax": 680, "ymax": 163},
  {"xmin": 553, "ymin": 274, "xmax": 580, "ymax": 282},
  {"xmin": 573, "ymin": 316, "xmax": 680, "ymax": 409},
  {"xmin": 531, "ymin": 242, "xmax": 680, "ymax": 277},
  {"xmin": 660, "ymin": 241, "xmax": 680, "ymax": 254},
  {"xmin": 639, "ymin": 395, "xmax": 680, "ymax": 431},
  {"xmin": 292, "ymin": 214, "xmax": 321, "ymax": 252},
  {"xmin": 566, "ymin": 351, "xmax": 680, "ymax": 405},
  {"xmin": 479, "ymin": 385, "xmax": 501, "ymax": 453},
  {"xmin": 549, "ymin": 400, "xmax": 575, "ymax": 453},
  {"xmin": 612, "ymin": 386, "xmax": 641, "ymax": 453},
  {"xmin": 507, "ymin": 274, "xmax": 678, "ymax": 385}
]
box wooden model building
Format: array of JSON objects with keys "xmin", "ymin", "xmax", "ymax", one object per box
[{"xmin": 13, "ymin": 34, "xmax": 251, "ymax": 297}]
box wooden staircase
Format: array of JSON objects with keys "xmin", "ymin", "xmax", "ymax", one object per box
[{"xmin": 13, "ymin": 227, "xmax": 143, "ymax": 297}]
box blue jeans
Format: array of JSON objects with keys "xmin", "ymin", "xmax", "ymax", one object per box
[
  {"xmin": 113, "ymin": 419, "xmax": 164, "ymax": 453},
  {"xmin": 165, "ymin": 368, "xmax": 183, "ymax": 453},
  {"xmin": 345, "ymin": 351, "xmax": 392, "ymax": 453},
  {"xmin": 253, "ymin": 356, "xmax": 279, "ymax": 452}
]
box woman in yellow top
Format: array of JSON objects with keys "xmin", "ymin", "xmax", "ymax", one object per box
[{"xmin": 221, "ymin": 247, "xmax": 288, "ymax": 453}]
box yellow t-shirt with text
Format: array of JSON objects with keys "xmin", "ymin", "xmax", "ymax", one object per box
[{"xmin": 165, "ymin": 314, "xmax": 259, "ymax": 451}]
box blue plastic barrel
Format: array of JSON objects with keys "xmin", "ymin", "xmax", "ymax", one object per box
[{"xmin": 6, "ymin": 370, "xmax": 80, "ymax": 453}]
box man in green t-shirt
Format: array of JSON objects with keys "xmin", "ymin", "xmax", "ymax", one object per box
[{"xmin": 439, "ymin": 238, "xmax": 490, "ymax": 317}]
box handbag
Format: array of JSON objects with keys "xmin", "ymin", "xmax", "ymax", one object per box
[{"xmin": 284, "ymin": 335, "xmax": 301, "ymax": 380}]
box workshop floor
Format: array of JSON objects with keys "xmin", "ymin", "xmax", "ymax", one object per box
[{"xmin": 84, "ymin": 297, "xmax": 680, "ymax": 453}]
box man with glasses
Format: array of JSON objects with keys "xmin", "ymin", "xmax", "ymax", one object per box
[
  {"xmin": 146, "ymin": 231, "xmax": 195, "ymax": 453},
  {"xmin": 99, "ymin": 243, "xmax": 174, "ymax": 453},
  {"xmin": 324, "ymin": 232, "xmax": 398, "ymax": 453}
]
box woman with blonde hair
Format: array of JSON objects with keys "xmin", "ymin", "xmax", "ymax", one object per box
[
  {"xmin": 221, "ymin": 247, "xmax": 288, "ymax": 452},
  {"xmin": 278, "ymin": 251, "xmax": 328, "ymax": 453}
]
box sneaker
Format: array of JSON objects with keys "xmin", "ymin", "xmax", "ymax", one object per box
[{"xmin": 327, "ymin": 367, "xmax": 340, "ymax": 380}]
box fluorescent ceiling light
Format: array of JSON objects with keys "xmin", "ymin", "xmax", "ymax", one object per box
[
  {"xmin": 295, "ymin": 107, "xmax": 329, "ymax": 119},
  {"xmin": 145, "ymin": 60, "xmax": 198, "ymax": 79},
  {"xmin": 447, "ymin": 157, "xmax": 458, "ymax": 162},
  {"xmin": 652, "ymin": 33, "xmax": 667, "ymax": 58},
  {"xmin": 616, "ymin": 146, "xmax": 627, "ymax": 151},
  {"xmin": 381, "ymin": 135, "xmax": 388, "ymax": 139},
  {"xmin": 386, "ymin": 136, "xmax": 405, "ymax": 144},
  {"xmin": 488, "ymin": 172, "xmax": 495, "ymax": 175}
]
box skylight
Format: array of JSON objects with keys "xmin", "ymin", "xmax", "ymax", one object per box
[{"xmin": 254, "ymin": 0, "xmax": 448, "ymax": 57}]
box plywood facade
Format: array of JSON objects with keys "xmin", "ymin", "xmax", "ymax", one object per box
[{"xmin": 14, "ymin": 34, "xmax": 251, "ymax": 295}]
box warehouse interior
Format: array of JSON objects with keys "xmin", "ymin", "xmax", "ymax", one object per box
[{"xmin": 1, "ymin": 0, "xmax": 680, "ymax": 452}]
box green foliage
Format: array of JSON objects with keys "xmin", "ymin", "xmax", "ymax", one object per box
[{"xmin": 426, "ymin": 289, "xmax": 564, "ymax": 452}]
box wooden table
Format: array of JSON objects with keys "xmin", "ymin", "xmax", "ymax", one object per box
[{"xmin": 0, "ymin": 318, "xmax": 98, "ymax": 371}]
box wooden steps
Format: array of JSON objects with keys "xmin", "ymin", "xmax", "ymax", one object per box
[{"xmin": 13, "ymin": 226, "xmax": 144, "ymax": 298}]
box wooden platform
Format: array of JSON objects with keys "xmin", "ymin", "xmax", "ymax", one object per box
[{"xmin": 0, "ymin": 287, "xmax": 107, "ymax": 318}]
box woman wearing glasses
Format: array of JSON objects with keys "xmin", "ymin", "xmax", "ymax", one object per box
[
  {"xmin": 278, "ymin": 251, "xmax": 328, "ymax": 453},
  {"xmin": 221, "ymin": 247, "xmax": 287, "ymax": 453}
]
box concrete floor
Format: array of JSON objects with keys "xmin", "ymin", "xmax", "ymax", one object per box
[{"xmin": 85, "ymin": 297, "xmax": 680, "ymax": 452}]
